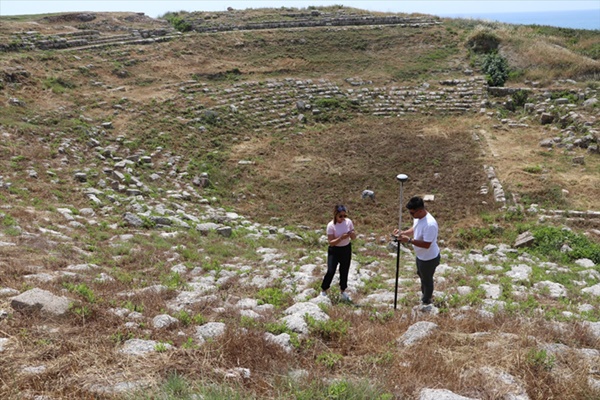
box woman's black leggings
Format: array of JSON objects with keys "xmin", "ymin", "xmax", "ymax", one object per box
[{"xmin": 321, "ymin": 244, "xmax": 352, "ymax": 292}]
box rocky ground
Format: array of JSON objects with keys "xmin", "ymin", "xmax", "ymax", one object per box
[{"xmin": 1, "ymin": 185, "xmax": 599, "ymax": 398}]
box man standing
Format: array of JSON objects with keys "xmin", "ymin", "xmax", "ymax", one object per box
[{"xmin": 393, "ymin": 196, "xmax": 440, "ymax": 306}]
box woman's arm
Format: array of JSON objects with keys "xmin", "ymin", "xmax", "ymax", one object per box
[
  {"xmin": 328, "ymin": 232, "xmax": 351, "ymax": 246},
  {"xmin": 348, "ymin": 229, "xmax": 356, "ymax": 240}
]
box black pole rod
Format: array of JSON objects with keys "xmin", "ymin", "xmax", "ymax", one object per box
[
  {"xmin": 394, "ymin": 238, "xmax": 400, "ymax": 310},
  {"xmin": 394, "ymin": 176, "xmax": 407, "ymax": 310}
]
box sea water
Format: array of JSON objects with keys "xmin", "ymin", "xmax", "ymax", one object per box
[{"xmin": 442, "ymin": 9, "xmax": 599, "ymax": 30}]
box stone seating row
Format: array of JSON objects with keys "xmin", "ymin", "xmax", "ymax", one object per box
[
  {"xmin": 189, "ymin": 15, "xmax": 440, "ymax": 33},
  {"xmin": 176, "ymin": 76, "xmax": 488, "ymax": 130},
  {"xmin": 1, "ymin": 30, "xmax": 180, "ymax": 52}
]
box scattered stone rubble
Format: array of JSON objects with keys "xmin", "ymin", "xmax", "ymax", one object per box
[
  {"xmin": 1, "ymin": 184, "xmax": 599, "ymax": 396},
  {"xmin": 486, "ymin": 84, "xmax": 599, "ymax": 157},
  {"xmin": 0, "ymin": 148, "xmax": 600, "ymax": 399}
]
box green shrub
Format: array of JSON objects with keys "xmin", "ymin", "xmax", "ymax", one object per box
[
  {"xmin": 264, "ymin": 320, "xmax": 290, "ymax": 335},
  {"xmin": 313, "ymin": 98, "xmax": 343, "ymax": 109},
  {"xmin": 160, "ymin": 271, "xmax": 187, "ymax": 289},
  {"xmin": 518, "ymin": 186, "xmax": 568, "ymax": 209},
  {"xmin": 456, "ymin": 226, "xmax": 499, "ymax": 248},
  {"xmin": 63, "ymin": 282, "xmax": 96, "ymax": 303},
  {"xmin": 130, "ymin": 376, "xmax": 251, "ymax": 399},
  {"xmin": 528, "ymin": 226, "xmax": 600, "ymax": 264},
  {"xmin": 257, "ymin": 287, "xmax": 291, "ymax": 309},
  {"xmin": 511, "ymin": 90, "xmax": 529, "ymax": 108},
  {"xmin": 316, "ymin": 351, "xmax": 343, "ymax": 369},
  {"xmin": 164, "ymin": 13, "xmax": 192, "ymax": 32},
  {"xmin": 123, "ymin": 300, "xmax": 144, "ymax": 313},
  {"xmin": 175, "ymin": 310, "xmax": 205, "ymax": 326},
  {"xmin": 43, "ymin": 76, "xmax": 75, "ymax": 93},
  {"xmin": 199, "ymin": 110, "xmax": 220, "ymax": 125},
  {"xmin": 307, "ymin": 316, "xmax": 349, "ymax": 341},
  {"xmin": 482, "ymin": 52, "xmax": 509, "ymax": 86},
  {"xmin": 154, "ymin": 342, "xmax": 170, "ymax": 352},
  {"xmin": 70, "ymin": 304, "xmax": 93, "ymax": 319},
  {"xmin": 1, "ymin": 213, "xmax": 16, "ymax": 227},
  {"xmin": 111, "ymin": 331, "xmax": 134, "ymax": 344},
  {"xmin": 145, "ymin": 372, "xmax": 194, "ymax": 398},
  {"xmin": 526, "ymin": 348, "xmax": 555, "ymax": 371},
  {"xmin": 279, "ymin": 377, "xmax": 393, "ymax": 400},
  {"xmin": 192, "ymin": 68, "xmax": 242, "ymax": 82},
  {"xmin": 523, "ymin": 165, "xmax": 542, "ymax": 174},
  {"xmin": 550, "ymin": 90, "xmax": 579, "ymax": 104}
]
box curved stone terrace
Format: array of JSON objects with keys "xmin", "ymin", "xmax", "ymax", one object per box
[
  {"xmin": 176, "ymin": 76, "xmax": 487, "ymax": 131},
  {"xmin": 190, "ymin": 15, "xmax": 441, "ymax": 33}
]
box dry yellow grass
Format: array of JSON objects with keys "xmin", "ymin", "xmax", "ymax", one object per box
[
  {"xmin": 478, "ymin": 121, "xmax": 600, "ymax": 211},
  {"xmin": 497, "ymin": 25, "xmax": 600, "ymax": 81}
]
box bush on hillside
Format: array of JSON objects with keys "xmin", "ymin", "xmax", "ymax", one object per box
[
  {"xmin": 466, "ymin": 28, "xmax": 500, "ymax": 54},
  {"xmin": 511, "ymin": 90, "xmax": 529, "ymax": 108},
  {"xmin": 163, "ymin": 12, "xmax": 192, "ymax": 32},
  {"xmin": 482, "ymin": 52, "xmax": 510, "ymax": 86}
]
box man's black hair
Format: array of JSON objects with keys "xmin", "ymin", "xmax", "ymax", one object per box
[{"xmin": 406, "ymin": 196, "xmax": 424, "ymax": 210}]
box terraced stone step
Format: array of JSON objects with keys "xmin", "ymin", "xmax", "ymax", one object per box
[
  {"xmin": 59, "ymin": 34, "xmax": 181, "ymax": 51},
  {"xmin": 1, "ymin": 30, "xmax": 180, "ymax": 52},
  {"xmin": 176, "ymin": 76, "xmax": 488, "ymax": 127},
  {"xmin": 190, "ymin": 15, "xmax": 441, "ymax": 33}
]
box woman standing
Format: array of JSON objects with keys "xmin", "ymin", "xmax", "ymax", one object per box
[{"xmin": 321, "ymin": 204, "xmax": 356, "ymax": 301}]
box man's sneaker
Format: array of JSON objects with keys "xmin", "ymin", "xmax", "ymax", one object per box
[
  {"xmin": 320, "ymin": 291, "xmax": 328, "ymax": 297},
  {"xmin": 340, "ymin": 292, "xmax": 351, "ymax": 302}
]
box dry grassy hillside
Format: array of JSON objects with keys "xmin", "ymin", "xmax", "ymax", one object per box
[
  {"xmin": 0, "ymin": 10, "xmax": 598, "ymax": 237},
  {"xmin": 0, "ymin": 7, "xmax": 599, "ymax": 400}
]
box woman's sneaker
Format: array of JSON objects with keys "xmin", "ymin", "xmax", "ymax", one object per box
[
  {"xmin": 341, "ymin": 292, "xmax": 351, "ymax": 302},
  {"xmin": 320, "ymin": 291, "xmax": 328, "ymax": 297}
]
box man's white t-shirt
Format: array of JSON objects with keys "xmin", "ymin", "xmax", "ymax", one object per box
[
  {"xmin": 412, "ymin": 212, "xmax": 439, "ymax": 261},
  {"xmin": 326, "ymin": 218, "xmax": 354, "ymax": 247}
]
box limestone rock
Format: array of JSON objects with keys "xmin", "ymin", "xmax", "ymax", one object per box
[{"xmin": 10, "ymin": 288, "xmax": 74, "ymax": 316}]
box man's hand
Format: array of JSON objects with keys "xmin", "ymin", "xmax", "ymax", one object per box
[{"xmin": 399, "ymin": 235, "xmax": 411, "ymax": 243}]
